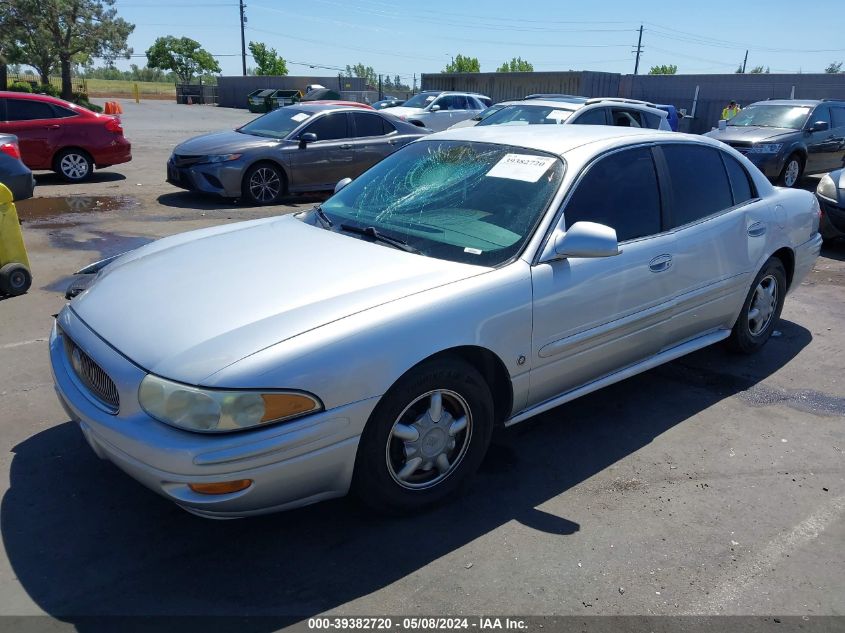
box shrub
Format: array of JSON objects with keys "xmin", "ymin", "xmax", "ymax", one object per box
[
  {"xmin": 8, "ymin": 82, "xmax": 33, "ymax": 93},
  {"xmin": 35, "ymin": 84, "xmax": 60, "ymax": 97}
]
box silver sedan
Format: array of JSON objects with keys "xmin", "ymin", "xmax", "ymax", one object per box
[
  {"xmin": 52, "ymin": 125, "xmax": 822, "ymax": 518},
  {"xmin": 166, "ymin": 104, "xmax": 429, "ymax": 205}
]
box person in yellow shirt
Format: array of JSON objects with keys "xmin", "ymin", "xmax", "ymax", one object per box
[{"xmin": 722, "ymin": 100, "xmax": 741, "ymax": 120}]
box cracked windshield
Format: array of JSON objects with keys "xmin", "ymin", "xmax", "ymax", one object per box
[{"xmin": 317, "ymin": 140, "xmax": 564, "ymax": 266}]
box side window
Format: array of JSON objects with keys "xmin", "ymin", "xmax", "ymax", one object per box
[
  {"xmin": 611, "ymin": 109, "xmax": 643, "ymax": 128},
  {"xmin": 829, "ymin": 106, "xmax": 845, "ymax": 128},
  {"xmin": 640, "ymin": 111, "xmax": 661, "ymax": 129},
  {"xmin": 51, "ymin": 105, "xmax": 78, "ymax": 119},
  {"xmin": 381, "ymin": 117, "xmax": 397, "ymax": 134},
  {"xmin": 564, "ymin": 147, "xmax": 662, "ymax": 242},
  {"xmin": 661, "ymin": 144, "xmax": 734, "ymax": 227},
  {"xmin": 6, "ymin": 99, "xmax": 57, "ymax": 121},
  {"xmin": 722, "ymin": 153, "xmax": 755, "ymax": 206},
  {"xmin": 353, "ymin": 112, "xmax": 387, "ymax": 137},
  {"xmin": 809, "ymin": 105, "xmax": 831, "ymax": 127},
  {"xmin": 303, "ymin": 113, "xmax": 349, "ymax": 141},
  {"xmin": 571, "ymin": 108, "xmax": 608, "ymax": 125}
]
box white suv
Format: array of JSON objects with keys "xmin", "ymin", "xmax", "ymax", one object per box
[
  {"xmin": 387, "ymin": 91, "xmax": 492, "ymax": 131},
  {"xmin": 451, "ymin": 96, "xmax": 672, "ymax": 131}
]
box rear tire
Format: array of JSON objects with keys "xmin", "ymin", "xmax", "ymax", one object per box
[
  {"xmin": 242, "ymin": 163, "xmax": 285, "ymax": 205},
  {"xmin": 727, "ymin": 257, "xmax": 787, "ymax": 354},
  {"xmin": 778, "ymin": 154, "xmax": 803, "ymax": 188},
  {"xmin": 353, "ymin": 357, "xmax": 494, "ymax": 514},
  {"xmin": 55, "ymin": 149, "xmax": 93, "ymax": 182},
  {"xmin": 0, "ymin": 263, "xmax": 32, "ymax": 296}
]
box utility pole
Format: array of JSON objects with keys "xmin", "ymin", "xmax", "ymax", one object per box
[
  {"xmin": 633, "ymin": 24, "xmax": 644, "ymax": 75},
  {"xmin": 239, "ymin": 0, "xmax": 247, "ymax": 76},
  {"xmin": 413, "ymin": 73, "xmax": 417, "ymax": 94},
  {"xmin": 742, "ymin": 50, "xmax": 748, "ymax": 73}
]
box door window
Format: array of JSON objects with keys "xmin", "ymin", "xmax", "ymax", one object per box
[
  {"xmin": 434, "ymin": 95, "xmax": 468, "ymax": 111},
  {"xmin": 571, "ymin": 108, "xmax": 608, "ymax": 125},
  {"xmin": 303, "ymin": 113, "xmax": 349, "ymax": 141},
  {"xmin": 722, "ymin": 153, "xmax": 755, "ymax": 206},
  {"xmin": 808, "ymin": 105, "xmax": 831, "ymax": 128},
  {"xmin": 611, "ymin": 109, "xmax": 643, "ymax": 128},
  {"xmin": 51, "ymin": 105, "xmax": 78, "ymax": 118},
  {"xmin": 6, "ymin": 99, "xmax": 56, "ymax": 121},
  {"xmin": 829, "ymin": 106, "xmax": 845, "ymax": 128},
  {"xmin": 661, "ymin": 144, "xmax": 733, "ymax": 227},
  {"xmin": 353, "ymin": 112, "xmax": 389, "ymax": 137},
  {"xmin": 564, "ymin": 147, "xmax": 662, "ymax": 242}
]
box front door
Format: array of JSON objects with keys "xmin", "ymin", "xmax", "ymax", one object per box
[
  {"xmin": 528, "ymin": 145, "xmax": 676, "ymax": 407},
  {"xmin": 288, "ymin": 112, "xmax": 355, "ymax": 190},
  {"xmin": 805, "ymin": 105, "xmax": 836, "ymax": 174},
  {"xmin": 349, "ymin": 112, "xmax": 399, "ymax": 173},
  {"xmin": 0, "ymin": 97, "xmax": 64, "ymax": 170}
]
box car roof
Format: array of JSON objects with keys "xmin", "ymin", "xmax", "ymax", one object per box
[
  {"xmin": 491, "ymin": 99, "xmax": 668, "ymax": 118},
  {"xmin": 429, "ymin": 125, "xmax": 705, "ymax": 157}
]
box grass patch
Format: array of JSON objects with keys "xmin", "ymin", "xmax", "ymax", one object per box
[{"xmin": 83, "ymin": 78, "xmax": 176, "ymax": 97}]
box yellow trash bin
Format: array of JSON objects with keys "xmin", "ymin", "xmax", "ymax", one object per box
[{"xmin": 0, "ymin": 183, "xmax": 33, "ymax": 296}]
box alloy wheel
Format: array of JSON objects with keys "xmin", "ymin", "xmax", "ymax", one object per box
[
  {"xmin": 60, "ymin": 153, "xmax": 90, "ymax": 180},
  {"xmin": 747, "ymin": 274, "xmax": 778, "ymax": 336},
  {"xmin": 248, "ymin": 167, "xmax": 281, "ymax": 203},
  {"xmin": 783, "ymin": 160, "xmax": 800, "ymax": 187}
]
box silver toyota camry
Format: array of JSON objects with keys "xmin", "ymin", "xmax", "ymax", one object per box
[{"xmin": 51, "ymin": 125, "xmax": 822, "ymax": 518}]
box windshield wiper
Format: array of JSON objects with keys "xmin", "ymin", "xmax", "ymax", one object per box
[
  {"xmin": 313, "ymin": 205, "xmax": 333, "ymax": 228},
  {"xmin": 339, "ymin": 223, "xmax": 420, "ymax": 254}
]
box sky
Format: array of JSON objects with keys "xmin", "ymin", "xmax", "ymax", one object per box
[{"xmin": 108, "ymin": 0, "xmax": 845, "ymax": 81}]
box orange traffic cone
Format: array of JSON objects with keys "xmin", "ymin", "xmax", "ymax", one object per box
[
  {"xmin": 114, "ymin": 101, "xmax": 123, "ymax": 114},
  {"xmin": 103, "ymin": 102, "xmax": 111, "ymax": 114}
]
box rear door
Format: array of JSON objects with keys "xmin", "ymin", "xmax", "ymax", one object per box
[
  {"xmin": 288, "ymin": 112, "xmax": 354, "ymax": 190},
  {"xmin": 349, "ymin": 112, "xmax": 402, "ymax": 172},
  {"xmin": 804, "ymin": 105, "xmax": 835, "ymax": 173},
  {"xmin": 0, "ymin": 98, "xmax": 65, "ymax": 169},
  {"xmin": 827, "ymin": 105, "xmax": 845, "ymax": 169}
]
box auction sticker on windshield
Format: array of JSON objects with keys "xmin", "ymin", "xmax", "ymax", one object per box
[
  {"xmin": 486, "ymin": 153, "xmax": 557, "ymax": 182},
  {"xmin": 291, "ymin": 112, "xmax": 310, "ymax": 122}
]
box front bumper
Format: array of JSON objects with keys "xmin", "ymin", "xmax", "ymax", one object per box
[
  {"xmin": 166, "ymin": 158, "xmax": 246, "ymax": 198},
  {"xmin": 49, "ymin": 308, "xmax": 379, "ymax": 518},
  {"xmin": 817, "ymin": 196, "xmax": 845, "ymax": 239}
]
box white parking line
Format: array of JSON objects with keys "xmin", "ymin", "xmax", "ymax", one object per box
[
  {"xmin": 0, "ymin": 338, "xmax": 47, "ymax": 350},
  {"xmin": 683, "ymin": 494, "xmax": 845, "ymax": 614}
]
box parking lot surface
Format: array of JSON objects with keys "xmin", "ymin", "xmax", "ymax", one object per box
[{"xmin": 0, "ymin": 101, "xmax": 843, "ymax": 626}]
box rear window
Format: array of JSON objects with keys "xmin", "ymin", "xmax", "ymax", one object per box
[
  {"xmin": 661, "ymin": 144, "xmax": 733, "ymax": 227},
  {"xmin": 722, "ymin": 153, "xmax": 755, "ymax": 206}
]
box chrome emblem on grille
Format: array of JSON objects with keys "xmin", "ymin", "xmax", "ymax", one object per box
[{"xmin": 71, "ymin": 347, "xmax": 83, "ymax": 376}]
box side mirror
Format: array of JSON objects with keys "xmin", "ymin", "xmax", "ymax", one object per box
[
  {"xmin": 552, "ymin": 221, "xmax": 620, "ymax": 259},
  {"xmin": 429, "ymin": 104, "xmax": 441, "ymax": 112},
  {"xmin": 807, "ymin": 120, "xmax": 829, "ymax": 133},
  {"xmin": 334, "ymin": 177, "xmax": 352, "ymax": 194},
  {"xmin": 299, "ymin": 132, "xmax": 318, "ymax": 148}
]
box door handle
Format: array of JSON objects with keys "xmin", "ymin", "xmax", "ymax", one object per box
[
  {"xmin": 747, "ymin": 221, "xmax": 766, "ymax": 237},
  {"xmin": 45, "ymin": 124, "xmax": 60, "ymax": 130},
  {"xmin": 648, "ymin": 254, "xmax": 673, "ymax": 272},
  {"xmin": 339, "ymin": 143, "xmax": 352, "ymax": 149}
]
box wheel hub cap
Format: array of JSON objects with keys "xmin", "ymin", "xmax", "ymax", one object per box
[{"xmin": 748, "ymin": 275, "xmax": 777, "ymax": 336}]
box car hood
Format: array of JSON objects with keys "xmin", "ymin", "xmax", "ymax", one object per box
[
  {"xmin": 173, "ymin": 130, "xmax": 283, "ymax": 155},
  {"xmin": 705, "ymin": 126, "xmax": 796, "ymax": 143},
  {"xmin": 70, "ymin": 216, "xmax": 487, "ymax": 384}
]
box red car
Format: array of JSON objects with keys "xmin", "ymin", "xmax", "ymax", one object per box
[{"xmin": 0, "ymin": 91, "xmax": 131, "ymax": 182}]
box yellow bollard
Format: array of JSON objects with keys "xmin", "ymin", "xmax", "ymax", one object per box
[
  {"xmin": 0, "ymin": 184, "xmax": 33, "ymax": 296},
  {"xmin": 133, "ymin": 82, "xmax": 140, "ymax": 104}
]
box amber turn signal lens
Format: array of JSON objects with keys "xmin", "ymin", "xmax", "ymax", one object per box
[
  {"xmin": 261, "ymin": 393, "xmax": 319, "ymax": 422},
  {"xmin": 188, "ymin": 479, "xmax": 253, "ymax": 495}
]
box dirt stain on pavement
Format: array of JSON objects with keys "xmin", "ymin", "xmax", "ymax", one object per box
[
  {"xmin": 739, "ymin": 384, "xmax": 845, "ymax": 417},
  {"xmin": 16, "ymin": 196, "xmax": 140, "ymax": 227}
]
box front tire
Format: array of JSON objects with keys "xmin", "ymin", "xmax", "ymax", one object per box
[
  {"xmin": 55, "ymin": 149, "xmax": 93, "ymax": 182},
  {"xmin": 778, "ymin": 154, "xmax": 803, "ymax": 188},
  {"xmin": 242, "ymin": 163, "xmax": 285, "ymax": 205},
  {"xmin": 0, "ymin": 263, "xmax": 32, "ymax": 296},
  {"xmin": 353, "ymin": 357, "xmax": 494, "ymax": 514},
  {"xmin": 727, "ymin": 257, "xmax": 787, "ymax": 354}
]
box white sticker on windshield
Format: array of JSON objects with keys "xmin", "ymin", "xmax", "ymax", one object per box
[
  {"xmin": 464, "ymin": 247, "xmax": 483, "ymax": 255},
  {"xmin": 291, "ymin": 112, "xmax": 310, "ymax": 122},
  {"xmin": 486, "ymin": 153, "xmax": 556, "ymax": 182}
]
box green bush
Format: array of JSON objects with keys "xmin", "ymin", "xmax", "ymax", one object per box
[
  {"xmin": 8, "ymin": 82, "xmax": 33, "ymax": 93},
  {"xmin": 71, "ymin": 93, "xmax": 102, "ymax": 113},
  {"xmin": 35, "ymin": 83, "xmax": 60, "ymax": 97}
]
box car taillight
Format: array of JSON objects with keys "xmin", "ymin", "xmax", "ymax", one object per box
[
  {"xmin": 104, "ymin": 117, "xmax": 123, "ymax": 134},
  {"xmin": 0, "ymin": 142, "xmax": 21, "ymax": 160}
]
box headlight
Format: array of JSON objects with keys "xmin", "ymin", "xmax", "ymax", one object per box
[
  {"xmin": 199, "ymin": 153, "xmax": 242, "ymax": 164},
  {"xmin": 138, "ymin": 375, "xmax": 322, "ymax": 433},
  {"xmin": 816, "ymin": 173, "xmax": 839, "ymax": 202},
  {"xmin": 748, "ymin": 144, "xmax": 783, "ymax": 154}
]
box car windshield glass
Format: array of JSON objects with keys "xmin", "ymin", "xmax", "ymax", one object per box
[
  {"xmin": 727, "ymin": 105, "xmax": 811, "ymax": 129},
  {"xmin": 318, "ymin": 140, "xmax": 564, "ymax": 266},
  {"xmin": 238, "ymin": 108, "xmax": 313, "ymax": 139},
  {"xmin": 478, "ymin": 105, "xmax": 574, "ymax": 126},
  {"xmin": 402, "ymin": 93, "xmax": 439, "ymax": 109},
  {"xmin": 477, "ymin": 105, "xmax": 505, "ymax": 120}
]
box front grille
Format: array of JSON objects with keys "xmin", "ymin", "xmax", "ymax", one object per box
[
  {"xmin": 62, "ymin": 331, "xmax": 120, "ymax": 413},
  {"xmin": 172, "ymin": 154, "xmax": 204, "ymax": 168},
  {"xmin": 726, "ymin": 142, "xmax": 751, "ymax": 155}
]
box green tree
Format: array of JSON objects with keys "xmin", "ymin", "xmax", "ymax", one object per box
[
  {"xmin": 443, "ymin": 54, "xmax": 481, "ymax": 73},
  {"xmin": 146, "ymin": 36, "xmax": 220, "ymax": 84},
  {"xmin": 7, "ymin": 0, "xmax": 134, "ymax": 99},
  {"xmin": 345, "ymin": 63, "xmax": 377, "ymax": 88},
  {"xmin": 749, "ymin": 65, "xmax": 769, "ymax": 74},
  {"xmin": 496, "ymin": 57, "xmax": 533, "ymax": 72},
  {"xmin": 648, "ymin": 64, "xmax": 678, "ymax": 75},
  {"xmin": 248, "ymin": 41, "xmax": 288, "ymax": 76},
  {"xmin": 825, "ymin": 61, "xmax": 843, "ymax": 74}
]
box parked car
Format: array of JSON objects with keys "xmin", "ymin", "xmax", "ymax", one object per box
[
  {"xmin": 302, "ymin": 100, "xmax": 375, "ymax": 110},
  {"xmin": 0, "ymin": 134, "xmax": 35, "ymax": 201},
  {"xmin": 705, "ymin": 99, "xmax": 845, "ymax": 188},
  {"xmin": 387, "ymin": 91, "xmax": 492, "ymax": 131},
  {"xmin": 447, "ymin": 103, "xmax": 508, "ymax": 130},
  {"xmin": 475, "ymin": 98, "xmax": 672, "ymax": 131},
  {"xmin": 167, "ymin": 104, "xmax": 429, "ymax": 205},
  {"xmin": 816, "ymin": 167, "xmax": 845, "ymax": 240},
  {"xmin": 372, "ymin": 98, "xmax": 405, "ymax": 110},
  {"xmin": 0, "ymin": 91, "xmax": 131, "ymax": 182},
  {"xmin": 53, "ymin": 125, "xmax": 821, "ymax": 518}
]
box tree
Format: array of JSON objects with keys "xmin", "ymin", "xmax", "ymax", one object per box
[
  {"xmin": 825, "ymin": 61, "xmax": 843, "ymax": 74},
  {"xmin": 749, "ymin": 65, "xmax": 769, "ymax": 74},
  {"xmin": 648, "ymin": 64, "xmax": 678, "ymax": 75},
  {"xmin": 147, "ymin": 36, "xmax": 220, "ymax": 84},
  {"xmin": 735, "ymin": 65, "xmax": 744, "ymax": 74},
  {"xmin": 248, "ymin": 41, "xmax": 288, "ymax": 76},
  {"xmin": 497, "ymin": 57, "xmax": 533, "ymax": 72},
  {"xmin": 345, "ymin": 63, "xmax": 377, "ymax": 88},
  {"xmin": 443, "ymin": 54, "xmax": 481, "ymax": 73},
  {"xmin": 7, "ymin": 0, "xmax": 134, "ymax": 99}
]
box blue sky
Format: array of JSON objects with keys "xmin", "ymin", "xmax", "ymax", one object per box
[{"xmin": 111, "ymin": 0, "xmax": 845, "ymax": 80}]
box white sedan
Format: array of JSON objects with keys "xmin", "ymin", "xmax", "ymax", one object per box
[{"xmin": 50, "ymin": 126, "xmax": 821, "ymax": 517}]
